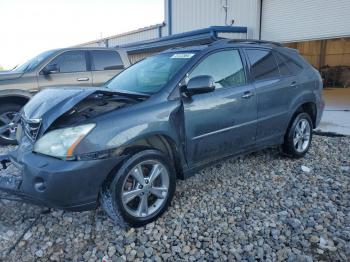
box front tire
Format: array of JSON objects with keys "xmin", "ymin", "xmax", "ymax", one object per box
[
  {"xmin": 283, "ymin": 112, "xmax": 313, "ymax": 158},
  {"xmin": 100, "ymin": 149, "xmax": 176, "ymax": 227},
  {"xmin": 0, "ymin": 103, "xmax": 22, "ymax": 145}
]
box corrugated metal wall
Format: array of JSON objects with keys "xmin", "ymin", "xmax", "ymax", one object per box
[
  {"xmin": 108, "ymin": 27, "xmax": 160, "ymax": 46},
  {"xmin": 79, "ymin": 25, "xmax": 162, "ymax": 48},
  {"xmin": 82, "ymin": 42, "xmax": 106, "ymax": 48},
  {"xmin": 170, "ymin": 0, "xmax": 260, "ymax": 38},
  {"xmin": 261, "ymin": 0, "xmax": 350, "ymax": 42},
  {"xmin": 129, "ymin": 52, "xmax": 157, "ymax": 64}
]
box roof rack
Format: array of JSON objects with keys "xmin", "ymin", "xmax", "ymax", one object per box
[
  {"xmin": 230, "ymin": 39, "xmax": 282, "ymax": 46},
  {"xmin": 212, "ymin": 39, "xmax": 283, "ymax": 46}
]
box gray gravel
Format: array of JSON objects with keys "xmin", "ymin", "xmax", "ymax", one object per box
[{"xmin": 0, "ymin": 135, "xmax": 349, "ymax": 261}]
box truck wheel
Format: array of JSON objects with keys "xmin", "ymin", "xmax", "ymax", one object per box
[
  {"xmin": 0, "ymin": 103, "xmax": 22, "ymax": 145},
  {"xmin": 283, "ymin": 112, "xmax": 313, "ymax": 158},
  {"xmin": 100, "ymin": 149, "xmax": 176, "ymax": 227}
]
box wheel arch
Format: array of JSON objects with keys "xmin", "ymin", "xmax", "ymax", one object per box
[
  {"xmin": 0, "ymin": 90, "xmax": 32, "ymax": 107},
  {"xmin": 292, "ymin": 102, "xmax": 317, "ymax": 128},
  {"xmin": 286, "ymin": 101, "xmax": 317, "ymax": 136},
  {"xmin": 100, "ymin": 133, "xmax": 186, "ymax": 191},
  {"xmin": 120, "ymin": 134, "xmax": 185, "ymax": 180},
  {"xmin": 283, "ymin": 107, "xmax": 314, "ymax": 158}
]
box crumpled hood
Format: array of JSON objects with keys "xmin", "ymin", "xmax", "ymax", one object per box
[
  {"xmin": 0, "ymin": 71, "xmax": 24, "ymax": 81},
  {"xmin": 22, "ymin": 87, "xmax": 121, "ymax": 134}
]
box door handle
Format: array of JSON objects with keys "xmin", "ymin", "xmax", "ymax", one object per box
[
  {"xmin": 242, "ymin": 91, "xmax": 254, "ymax": 99},
  {"xmin": 290, "ymin": 81, "xmax": 297, "ymax": 87},
  {"xmin": 77, "ymin": 77, "xmax": 89, "ymax": 81}
]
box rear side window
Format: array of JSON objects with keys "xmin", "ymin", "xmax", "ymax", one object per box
[
  {"xmin": 246, "ymin": 49, "xmax": 279, "ymax": 81},
  {"xmin": 275, "ymin": 52, "xmax": 303, "ymax": 75},
  {"xmin": 189, "ymin": 49, "xmax": 246, "ymax": 89},
  {"xmin": 49, "ymin": 51, "xmax": 87, "ymax": 73},
  {"xmin": 91, "ymin": 50, "xmax": 124, "ymax": 71}
]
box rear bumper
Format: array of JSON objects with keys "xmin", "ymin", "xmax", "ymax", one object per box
[{"xmin": 0, "ymin": 151, "xmax": 124, "ymax": 211}]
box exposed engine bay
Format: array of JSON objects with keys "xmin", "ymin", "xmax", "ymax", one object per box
[
  {"xmin": 19, "ymin": 88, "xmax": 147, "ymax": 141},
  {"xmin": 51, "ymin": 92, "xmax": 139, "ymax": 128}
]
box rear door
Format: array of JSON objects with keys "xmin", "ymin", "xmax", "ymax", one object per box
[
  {"xmin": 90, "ymin": 50, "xmax": 125, "ymax": 86},
  {"xmin": 38, "ymin": 50, "xmax": 92, "ymax": 88},
  {"xmin": 183, "ymin": 49, "xmax": 257, "ymax": 165},
  {"xmin": 244, "ymin": 48, "xmax": 297, "ymax": 144}
]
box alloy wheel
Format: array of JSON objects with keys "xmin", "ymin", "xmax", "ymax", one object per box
[
  {"xmin": 0, "ymin": 111, "xmax": 19, "ymax": 142},
  {"xmin": 293, "ymin": 118, "xmax": 311, "ymax": 153},
  {"xmin": 121, "ymin": 160, "xmax": 169, "ymax": 218}
]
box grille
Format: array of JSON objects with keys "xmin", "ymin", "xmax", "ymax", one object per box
[{"xmin": 21, "ymin": 117, "xmax": 42, "ymax": 141}]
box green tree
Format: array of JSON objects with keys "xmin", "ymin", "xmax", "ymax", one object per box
[{"xmin": 0, "ymin": 65, "xmax": 3, "ymax": 71}]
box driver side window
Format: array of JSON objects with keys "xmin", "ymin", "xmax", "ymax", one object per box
[
  {"xmin": 188, "ymin": 50, "xmax": 246, "ymax": 89},
  {"xmin": 47, "ymin": 51, "xmax": 87, "ymax": 73}
]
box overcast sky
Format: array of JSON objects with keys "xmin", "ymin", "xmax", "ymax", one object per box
[{"xmin": 0, "ymin": 0, "xmax": 164, "ymax": 70}]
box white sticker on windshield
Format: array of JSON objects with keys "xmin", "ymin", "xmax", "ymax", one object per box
[{"xmin": 171, "ymin": 53, "xmax": 195, "ymax": 59}]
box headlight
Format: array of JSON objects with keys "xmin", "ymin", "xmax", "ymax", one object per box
[{"xmin": 33, "ymin": 124, "xmax": 95, "ymax": 159}]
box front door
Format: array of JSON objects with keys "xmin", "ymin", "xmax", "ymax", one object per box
[
  {"xmin": 183, "ymin": 49, "xmax": 257, "ymax": 166},
  {"xmin": 38, "ymin": 50, "xmax": 92, "ymax": 89}
]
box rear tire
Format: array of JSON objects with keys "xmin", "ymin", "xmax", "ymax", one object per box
[
  {"xmin": 0, "ymin": 103, "xmax": 22, "ymax": 145},
  {"xmin": 100, "ymin": 149, "xmax": 176, "ymax": 227},
  {"xmin": 282, "ymin": 112, "xmax": 313, "ymax": 158}
]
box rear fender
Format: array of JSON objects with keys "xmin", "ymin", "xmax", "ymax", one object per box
[{"xmin": 287, "ymin": 91, "xmax": 317, "ymax": 128}]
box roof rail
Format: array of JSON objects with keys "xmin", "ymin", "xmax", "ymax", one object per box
[{"xmin": 226, "ymin": 39, "xmax": 283, "ymax": 46}]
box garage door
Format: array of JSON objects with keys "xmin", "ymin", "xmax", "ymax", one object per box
[{"xmin": 261, "ymin": 0, "xmax": 350, "ymax": 42}]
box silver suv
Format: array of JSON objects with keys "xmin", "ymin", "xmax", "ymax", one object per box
[{"xmin": 0, "ymin": 47, "xmax": 130, "ymax": 144}]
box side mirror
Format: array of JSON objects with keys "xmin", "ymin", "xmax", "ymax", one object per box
[
  {"xmin": 185, "ymin": 75, "xmax": 215, "ymax": 96},
  {"xmin": 42, "ymin": 64, "xmax": 59, "ymax": 75}
]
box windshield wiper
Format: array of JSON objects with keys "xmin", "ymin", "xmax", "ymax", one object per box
[{"xmin": 105, "ymin": 87, "xmax": 151, "ymax": 98}]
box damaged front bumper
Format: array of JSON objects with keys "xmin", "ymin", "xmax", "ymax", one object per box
[{"xmin": 0, "ymin": 150, "xmax": 125, "ymax": 211}]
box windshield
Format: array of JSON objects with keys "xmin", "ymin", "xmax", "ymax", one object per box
[
  {"xmin": 106, "ymin": 52, "xmax": 197, "ymax": 95},
  {"xmin": 12, "ymin": 50, "xmax": 56, "ymax": 72}
]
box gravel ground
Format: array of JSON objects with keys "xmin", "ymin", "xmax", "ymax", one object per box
[{"xmin": 0, "ymin": 135, "xmax": 349, "ymax": 261}]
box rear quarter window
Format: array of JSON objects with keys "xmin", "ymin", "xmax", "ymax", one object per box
[
  {"xmin": 245, "ymin": 49, "xmax": 280, "ymax": 81},
  {"xmin": 275, "ymin": 51, "xmax": 303, "ymax": 75}
]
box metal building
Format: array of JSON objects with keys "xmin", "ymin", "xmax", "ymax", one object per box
[{"xmin": 78, "ymin": 0, "xmax": 350, "ymax": 68}]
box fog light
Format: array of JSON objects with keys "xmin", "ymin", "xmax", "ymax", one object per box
[{"xmin": 34, "ymin": 177, "xmax": 46, "ymax": 192}]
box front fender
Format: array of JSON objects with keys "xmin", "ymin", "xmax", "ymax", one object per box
[
  {"xmin": 76, "ymin": 99, "xmax": 184, "ymax": 155},
  {"xmin": 107, "ymin": 126, "xmax": 180, "ymax": 149}
]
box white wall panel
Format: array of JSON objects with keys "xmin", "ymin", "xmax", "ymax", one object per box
[
  {"xmin": 171, "ymin": 0, "xmax": 259, "ymax": 38},
  {"xmin": 262, "ymin": 0, "xmax": 350, "ymax": 42}
]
